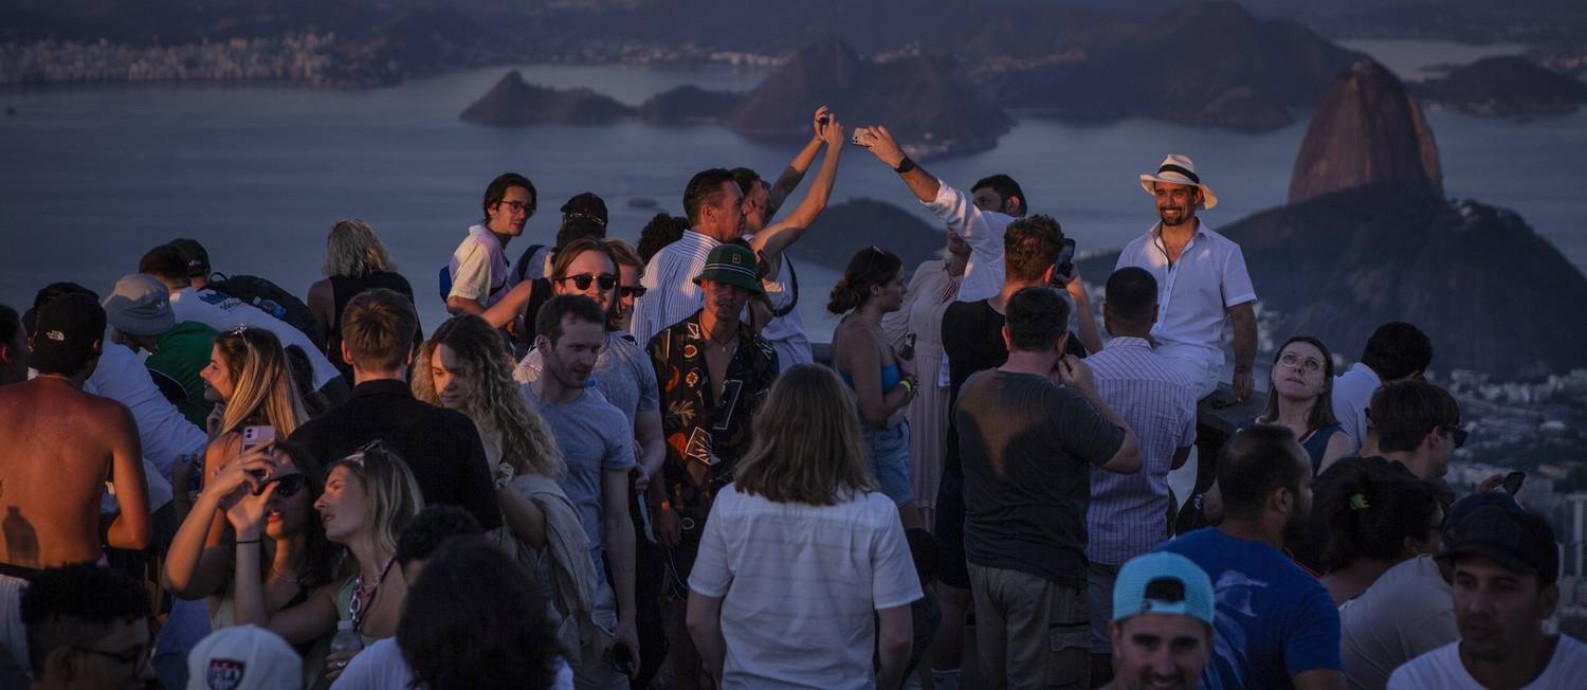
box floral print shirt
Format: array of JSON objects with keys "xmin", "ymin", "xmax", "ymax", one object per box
[{"xmin": 647, "ymin": 310, "xmax": 778, "ymax": 519}]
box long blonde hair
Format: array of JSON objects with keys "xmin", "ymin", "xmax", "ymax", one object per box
[
  {"xmin": 215, "ymin": 327, "xmax": 307, "ymax": 437},
  {"xmin": 327, "ymin": 440, "xmax": 424, "ymax": 559},
  {"xmin": 322, "ymin": 219, "xmax": 398, "ymax": 277},
  {"xmin": 733, "ymin": 364, "xmax": 876, "ymax": 505},
  {"xmin": 412, "ymin": 315, "xmax": 564, "ymax": 479}
]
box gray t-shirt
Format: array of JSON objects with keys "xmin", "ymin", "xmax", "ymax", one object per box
[
  {"xmin": 956, "ymin": 369, "xmax": 1125, "ymax": 587},
  {"xmin": 521, "ymin": 384, "xmax": 635, "ymax": 573},
  {"xmin": 515, "ymin": 332, "xmax": 660, "ymax": 427}
]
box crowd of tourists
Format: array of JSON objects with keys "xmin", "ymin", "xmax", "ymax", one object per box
[{"xmin": 0, "ymin": 107, "xmax": 1580, "ymax": 690}]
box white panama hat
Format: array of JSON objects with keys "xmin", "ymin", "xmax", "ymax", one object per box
[{"xmin": 1140, "ymin": 154, "xmax": 1218, "ymax": 210}]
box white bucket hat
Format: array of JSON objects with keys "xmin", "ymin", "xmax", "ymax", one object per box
[{"xmin": 1140, "ymin": 154, "xmax": 1218, "ymax": 210}]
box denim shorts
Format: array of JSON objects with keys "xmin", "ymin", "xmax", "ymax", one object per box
[{"xmin": 865, "ymin": 420, "xmax": 915, "ymax": 508}]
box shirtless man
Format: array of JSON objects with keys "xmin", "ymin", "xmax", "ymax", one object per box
[{"xmin": 0, "ymin": 293, "xmax": 149, "ymax": 676}]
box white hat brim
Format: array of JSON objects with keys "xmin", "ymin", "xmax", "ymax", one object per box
[{"xmin": 1140, "ymin": 174, "xmax": 1218, "ymax": 210}]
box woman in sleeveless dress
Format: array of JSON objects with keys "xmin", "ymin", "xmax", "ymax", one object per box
[{"xmin": 830, "ymin": 246, "xmax": 918, "ymax": 528}]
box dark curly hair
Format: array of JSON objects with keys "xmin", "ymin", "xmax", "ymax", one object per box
[
  {"xmin": 21, "ymin": 564, "xmax": 150, "ymax": 679},
  {"xmin": 637, "ymin": 213, "xmax": 690, "ymax": 264},
  {"xmin": 398, "ymin": 536, "xmax": 560, "ymax": 690}
]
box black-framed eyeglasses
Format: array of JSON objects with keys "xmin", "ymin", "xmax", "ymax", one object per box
[
  {"xmin": 618, "ymin": 285, "xmax": 647, "ymax": 299},
  {"xmin": 497, "ymin": 200, "xmax": 534, "ymax": 215},
  {"xmin": 558, "ymin": 273, "xmax": 617, "ymax": 291}
]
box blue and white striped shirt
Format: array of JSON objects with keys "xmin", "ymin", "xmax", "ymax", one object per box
[
  {"xmin": 632, "ymin": 229, "xmax": 719, "ymax": 347},
  {"xmin": 1085, "ymin": 336, "xmax": 1199, "ymax": 565}
]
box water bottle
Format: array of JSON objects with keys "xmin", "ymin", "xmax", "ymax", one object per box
[
  {"xmin": 251, "ymin": 297, "xmax": 288, "ymax": 320},
  {"xmin": 329, "ymin": 620, "xmax": 362, "ymax": 656}
]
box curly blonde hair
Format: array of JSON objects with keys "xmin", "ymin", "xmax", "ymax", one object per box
[
  {"xmin": 322, "ymin": 219, "xmax": 398, "ymax": 277},
  {"xmin": 412, "ymin": 315, "xmax": 564, "ymax": 479}
]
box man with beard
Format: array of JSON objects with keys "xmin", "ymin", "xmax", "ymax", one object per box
[
  {"xmin": 1100, "ymin": 552, "xmax": 1216, "ymax": 690},
  {"xmin": 524, "ymin": 295, "xmax": 641, "ymax": 686},
  {"xmin": 1116, "ymin": 155, "xmax": 1257, "ymax": 401},
  {"xmin": 1388, "ymin": 493, "xmax": 1587, "ymax": 689},
  {"xmin": 446, "ymin": 173, "xmax": 536, "ymax": 315},
  {"xmin": 1156, "ymin": 425, "xmax": 1345, "ymax": 690}
]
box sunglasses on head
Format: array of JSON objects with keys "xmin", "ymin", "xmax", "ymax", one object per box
[
  {"xmin": 619, "ymin": 285, "xmax": 647, "ymax": 299},
  {"xmin": 557, "ymin": 273, "xmax": 617, "ymax": 291}
]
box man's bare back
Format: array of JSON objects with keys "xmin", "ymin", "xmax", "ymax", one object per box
[{"xmin": 0, "ymin": 377, "xmax": 149, "ymax": 568}]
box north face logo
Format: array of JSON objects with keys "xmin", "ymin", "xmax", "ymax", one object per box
[{"xmin": 206, "ymin": 658, "xmax": 246, "ymax": 690}]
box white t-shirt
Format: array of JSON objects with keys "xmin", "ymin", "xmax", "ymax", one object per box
[
  {"xmin": 333, "ymin": 637, "xmax": 575, "ymax": 690},
  {"xmin": 447, "ymin": 224, "xmax": 517, "ymax": 307},
  {"xmin": 689, "ymin": 485, "xmax": 923, "ymax": 689},
  {"xmin": 1388, "ymin": 635, "xmax": 1587, "ymax": 689},
  {"xmin": 168, "ymin": 287, "xmax": 341, "ymax": 389}
]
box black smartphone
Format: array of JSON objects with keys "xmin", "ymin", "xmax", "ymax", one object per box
[
  {"xmin": 1501, "ymin": 471, "xmax": 1526, "ymax": 495},
  {"xmin": 817, "ymin": 114, "xmax": 830, "ymax": 133},
  {"xmin": 610, "ymin": 642, "xmax": 633, "ymax": 676},
  {"xmin": 1051, "ymin": 238, "xmax": 1078, "ymax": 285},
  {"xmin": 899, "ymin": 333, "xmax": 917, "ymax": 362}
]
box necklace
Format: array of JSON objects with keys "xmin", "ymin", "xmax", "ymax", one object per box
[{"xmin": 349, "ymin": 554, "xmax": 396, "ymax": 632}]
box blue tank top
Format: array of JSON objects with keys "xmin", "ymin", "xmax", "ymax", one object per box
[{"xmin": 840, "ymin": 362, "xmax": 902, "ymax": 393}]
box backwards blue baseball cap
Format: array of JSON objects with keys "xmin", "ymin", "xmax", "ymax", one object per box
[{"xmin": 1113, "ymin": 552, "xmax": 1215, "ymax": 628}]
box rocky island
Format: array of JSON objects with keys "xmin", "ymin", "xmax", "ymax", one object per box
[
  {"xmin": 997, "ymin": 2, "xmax": 1363, "ymax": 131},
  {"xmin": 1418, "ymin": 55, "xmax": 1587, "ymax": 117},
  {"xmin": 460, "ymin": 70, "xmax": 634, "ymax": 125},
  {"xmin": 638, "ymin": 85, "xmax": 742, "ymax": 125},
  {"xmin": 1081, "ymin": 59, "xmax": 1587, "ymax": 379},
  {"xmin": 796, "ymin": 198, "xmax": 944, "ymax": 274},
  {"xmin": 725, "ymin": 41, "xmax": 1014, "ymax": 159}
]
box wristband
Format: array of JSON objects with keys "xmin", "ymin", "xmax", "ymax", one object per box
[
  {"xmin": 898, "ymin": 379, "xmax": 915, "ymax": 398},
  {"xmin": 893, "ymin": 157, "xmax": 917, "ymax": 174},
  {"xmin": 236, "ymin": 539, "xmax": 261, "ymax": 545}
]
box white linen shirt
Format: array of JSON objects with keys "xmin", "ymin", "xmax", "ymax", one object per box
[
  {"xmin": 1332, "ymin": 363, "xmax": 1382, "ymax": 449},
  {"xmin": 923, "ymin": 179, "xmax": 1010, "ymax": 303},
  {"xmin": 632, "ymin": 229, "xmax": 719, "ymax": 347},
  {"xmin": 1114, "ymin": 221, "xmax": 1257, "ymax": 362}
]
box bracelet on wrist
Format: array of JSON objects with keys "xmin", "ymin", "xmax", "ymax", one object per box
[
  {"xmin": 893, "ymin": 157, "xmax": 917, "ymax": 174},
  {"xmin": 236, "ymin": 539, "xmax": 262, "ymax": 545}
]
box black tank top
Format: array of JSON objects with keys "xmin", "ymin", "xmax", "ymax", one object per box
[{"xmin": 328, "ymin": 271, "xmax": 421, "ymax": 378}]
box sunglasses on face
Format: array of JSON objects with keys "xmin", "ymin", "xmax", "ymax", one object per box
[
  {"xmin": 619, "ymin": 285, "xmax": 647, "ymax": 299},
  {"xmin": 558, "ymin": 273, "xmax": 617, "ymax": 291},
  {"xmin": 1443, "ymin": 425, "xmax": 1468, "ymax": 449},
  {"xmin": 268, "ymin": 473, "xmax": 306, "ymax": 498}
]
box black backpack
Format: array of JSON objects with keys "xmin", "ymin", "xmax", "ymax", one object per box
[{"xmin": 207, "ymin": 273, "xmax": 325, "ymax": 348}]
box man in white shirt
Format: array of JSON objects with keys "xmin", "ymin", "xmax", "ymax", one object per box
[
  {"xmin": 138, "ymin": 246, "xmax": 346, "ymax": 399},
  {"xmin": 852, "ymin": 125, "xmax": 1029, "ymax": 304},
  {"xmin": 1389, "ymin": 493, "xmax": 1586, "ymax": 689},
  {"xmin": 446, "ymin": 172, "xmax": 536, "ymax": 315},
  {"xmin": 1331, "ymin": 322, "xmax": 1433, "ymax": 450},
  {"xmin": 1116, "ymin": 155, "xmax": 1257, "ymax": 401}
]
